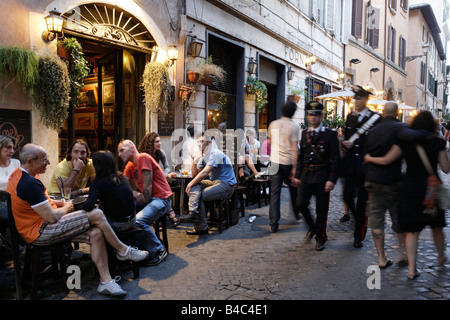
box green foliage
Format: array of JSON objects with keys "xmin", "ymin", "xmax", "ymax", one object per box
[
  {"xmin": 58, "ymin": 38, "xmax": 89, "ymax": 109},
  {"xmin": 0, "ymin": 46, "xmax": 39, "ymax": 101},
  {"xmin": 141, "ymin": 61, "xmax": 171, "ymax": 115},
  {"xmin": 246, "ymin": 76, "xmax": 268, "ymax": 111},
  {"xmin": 33, "ymin": 55, "xmax": 71, "ymax": 130},
  {"xmin": 322, "ymin": 108, "xmax": 345, "ymax": 129}
]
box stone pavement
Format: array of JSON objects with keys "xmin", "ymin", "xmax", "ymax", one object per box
[{"xmin": 0, "ymin": 175, "xmax": 449, "ymax": 302}]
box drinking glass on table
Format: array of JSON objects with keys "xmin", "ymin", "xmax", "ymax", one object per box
[{"xmin": 63, "ymin": 187, "xmax": 71, "ymax": 201}]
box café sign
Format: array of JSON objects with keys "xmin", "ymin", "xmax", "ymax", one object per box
[{"xmin": 284, "ymin": 45, "xmax": 307, "ymax": 67}]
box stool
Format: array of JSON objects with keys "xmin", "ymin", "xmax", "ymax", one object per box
[
  {"xmin": 153, "ymin": 213, "xmax": 169, "ymax": 254},
  {"xmin": 205, "ymin": 198, "xmax": 230, "ymax": 233},
  {"xmin": 234, "ymin": 184, "xmax": 246, "ymax": 218},
  {"xmin": 108, "ymin": 225, "xmax": 143, "ymax": 279},
  {"xmin": 246, "ymin": 178, "xmax": 270, "ymax": 208}
]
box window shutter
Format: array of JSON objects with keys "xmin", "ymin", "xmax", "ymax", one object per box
[
  {"xmin": 209, "ymin": 37, "xmax": 235, "ymax": 94},
  {"xmin": 352, "ymin": 0, "xmax": 363, "ymax": 38},
  {"xmin": 326, "ymin": 0, "xmax": 335, "ymax": 33}
]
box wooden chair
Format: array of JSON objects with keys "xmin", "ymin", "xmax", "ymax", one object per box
[
  {"xmin": 246, "ymin": 177, "xmax": 270, "ymax": 208},
  {"xmin": 107, "ymin": 225, "xmax": 143, "ymax": 279},
  {"xmin": 154, "ymin": 212, "xmax": 169, "ymax": 253},
  {"xmin": 205, "ymin": 197, "xmax": 230, "ymax": 233},
  {"xmin": 1, "ymin": 190, "xmax": 68, "ymax": 300}
]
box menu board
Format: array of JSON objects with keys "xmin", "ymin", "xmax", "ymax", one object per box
[
  {"xmin": 0, "ymin": 109, "xmax": 31, "ymax": 159},
  {"xmin": 158, "ymin": 102, "xmax": 175, "ymax": 136}
]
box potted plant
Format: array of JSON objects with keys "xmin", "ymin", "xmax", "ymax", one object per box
[
  {"xmin": 178, "ymin": 84, "xmax": 195, "ymax": 101},
  {"xmin": 246, "ymin": 76, "xmax": 268, "ymax": 111},
  {"xmin": 287, "ymin": 87, "xmax": 304, "ymax": 103},
  {"xmin": 32, "ymin": 55, "xmax": 71, "ymax": 130},
  {"xmin": 141, "ymin": 61, "xmax": 171, "ymax": 115},
  {"xmin": 58, "ymin": 38, "xmax": 90, "ymax": 109},
  {"xmin": 187, "ymin": 56, "xmax": 226, "ymax": 86},
  {"xmin": 0, "ymin": 45, "xmax": 39, "ymax": 101}
]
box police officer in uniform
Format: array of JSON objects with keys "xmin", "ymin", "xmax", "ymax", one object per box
[
  {"xmin": 342, "ymin": 85, "xmax": 381, "ymax": 248},
  {"xmin": 292, "ymin": 101, "xmax": 340, "ymax": 251}
]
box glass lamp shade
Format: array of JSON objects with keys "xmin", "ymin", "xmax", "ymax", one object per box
[
  {"xmin": 189, "ymin": 36, "xmax": 203, "ymax": 57},
  {"xmin": 287, "ymin": 66, "xmax": 295, "ymax": 81},
  {"xmin": 248, "ymin": 57, "xmax": 258, "ymax": 75},
  {"xmin": 44, "ymin": 9, "xmax": 65, "ymax": 34},
  {"xmin": 168, "ymin": 46, "xmax": 179, "ymax": 62}
]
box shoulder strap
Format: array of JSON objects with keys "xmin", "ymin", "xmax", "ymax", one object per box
[{"xmin": 416, "ymin": 144, "xmax": 434, "ymax": 176}]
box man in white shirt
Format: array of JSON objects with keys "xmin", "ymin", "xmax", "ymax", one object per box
[
  {"xmin": 267, "ymin": 100, "xmax": 301, "ymax": 233},
  {"xmin": 181, "ymin": 126, "xmax": 200, "ymax": 172}
]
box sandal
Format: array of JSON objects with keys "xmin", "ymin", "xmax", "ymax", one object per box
[
  {"xmin": 407, "ymin": 270, "xmax": 420, "ymax": 280},
  {"xmin": 168, "ymin": 215, "xmax": 181, "ymax": 227}
]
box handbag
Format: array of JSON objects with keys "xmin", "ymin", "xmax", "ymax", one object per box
[{"xmin": 416, "ymin": 145, "xmax": 450, "ymax": 214}]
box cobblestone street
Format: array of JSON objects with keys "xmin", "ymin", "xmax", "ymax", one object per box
[{"xmin": 1, "ymin": 174, "xmax": 449, "ymax": 303}]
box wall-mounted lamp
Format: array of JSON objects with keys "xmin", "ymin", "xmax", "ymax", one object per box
[
  {"xmin": 406, "ymin": 43, "xmax": 429, "ymax": 62},
  {"xmin": 248, "ymin": 57, "xmax": 258, "ymax": 75},
  {"xmin": 305, "ymin": 55, "xmax": 317, "ymax": 67},
  {"xmin": 287, "ymin": 66, "xmax": 295, "ymax": 81},
  {"xmin": 349, "ymin": 58, "xmax": 361, "ymax": 64},
  {"xmin": 42, "ymin": 8, "xmax": 66, "ymax": 42},
  {"xmin": 189, "ymin": 36, "xmax": 203, "ymax": 57},
  {"xmin": 370, "ymin": 67, "xmax": 380, "ymax": 73},
  {"xmin": 167, "ymin": 45, "xmax": 179, "ymax": 66}
]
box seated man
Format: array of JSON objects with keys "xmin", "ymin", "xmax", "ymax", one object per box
[
  {"xmin": 118, "ymin": 139, "xmax": 172, "ymax": 266},
  {"xmin": 6, "ymin": 143, "xmax": 149, "ymax": 297},
  {"xmin": 48, "ymin": 139, "xmax": 95, "ymax": 197},
  {"xmin": 185, "ymin": 132, "xmax": 237, "ymax": 235}
]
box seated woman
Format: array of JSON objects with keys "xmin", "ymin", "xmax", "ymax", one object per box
[{"xmin": 83, "ymin": 150, "xmax": 136, "ymax": 231}]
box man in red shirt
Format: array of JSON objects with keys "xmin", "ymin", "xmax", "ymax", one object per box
[{"xmin": 118, "ymin": 139, "xmax": 172, "ymax": 265}]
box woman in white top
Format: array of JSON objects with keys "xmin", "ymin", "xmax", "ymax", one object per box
[{"xmin": 0, "ymin": 135, "xmax": 20, "ymax": 226}]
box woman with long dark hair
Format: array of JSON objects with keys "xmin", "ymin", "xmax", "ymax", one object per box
[
  {"xmin": 365, "ymin": 110, "xmax": 449, "ymax": 279},
  {"xmin": 83, "ymin": 150, "xmax": 136, "ymax": 231},
  {"xmin": 138, "ymin": 132, "xmax": 180, "ymax": 226}
]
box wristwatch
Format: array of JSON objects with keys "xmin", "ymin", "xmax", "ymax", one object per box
[{"xmin": 77, "ymin": 189, "xmax": 83, "ymax": 195}]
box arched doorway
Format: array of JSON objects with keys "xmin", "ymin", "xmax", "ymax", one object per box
[{"xmin": 57, "ymin": 2, "xmax": 159, "ymax": 161}]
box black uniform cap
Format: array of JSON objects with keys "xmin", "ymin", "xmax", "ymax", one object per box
[
  {"xmin": 306, "ymin": 101, "xmax": 324, "ymax": 115},
  {"xmin": 352, "ymin": 85, "xmax": 371, "ymax": 99}
]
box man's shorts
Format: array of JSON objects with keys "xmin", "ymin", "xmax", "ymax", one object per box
[
  {"xmin": 365, "ymin": 181, "xmax": 402, "ymax": 233},
  {"xmin": 32, "ymin": 210, "xmax": 91, "ymax": 246}
]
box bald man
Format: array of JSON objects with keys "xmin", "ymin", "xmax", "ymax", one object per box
[
  {"xmin": 364, "ymin": 102, "xmax": 431, "ymax": 268},
  {"xmin": 118, "ymin": 139, "xmax": 172, "ymax": 266}
]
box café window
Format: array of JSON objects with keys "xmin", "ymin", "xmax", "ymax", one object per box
[{"xmin": 207, "ymin": 35, "xmax": 237, "ymax": 130}]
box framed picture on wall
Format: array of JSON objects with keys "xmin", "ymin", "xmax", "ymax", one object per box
[{"xmin": 103, "ymin": 83, "xmax": 115, "ymax": 105}]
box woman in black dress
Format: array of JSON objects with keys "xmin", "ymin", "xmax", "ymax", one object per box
[
  {"xmin": 365, "ymin": 111, "xmax": 449, "ymax": 279},
  {"xmin": 83, "ymin": 150, "xmax": 136, "ymax": 231}
]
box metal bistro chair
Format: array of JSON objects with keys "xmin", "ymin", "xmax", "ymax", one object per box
[{"xmin": 1, "ymin": 190, "xmax": 68, "ymax": 300}]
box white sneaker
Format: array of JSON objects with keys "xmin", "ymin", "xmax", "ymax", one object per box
[
  {"xmin": 116, "ymin": 246, "xmax": 149, "ymax": 262},
  {"xmin": 97, "ymin": 276, "xmax": 127, "ymax": 297}
]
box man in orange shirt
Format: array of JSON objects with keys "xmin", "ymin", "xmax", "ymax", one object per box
[
  {"xmin": 118, "ymin": 139, "xmax": 173, "ymax": 266},
  {"xmin": 7, "ymin": 143, "xmax": 148, "ymax": 297}
]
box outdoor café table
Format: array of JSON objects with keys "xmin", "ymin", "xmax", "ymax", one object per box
[{"xmin": 172, "ymin": 173, "xmax": 193, "ymax": 216}]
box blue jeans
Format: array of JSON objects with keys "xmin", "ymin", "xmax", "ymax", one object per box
[
  {"xmin": 269, "ymin": 164, "xmax": 298, "ymax": 229},
  {"xmin": 135, "ymin": 197, "xmax": 171, "ymax": 257}
]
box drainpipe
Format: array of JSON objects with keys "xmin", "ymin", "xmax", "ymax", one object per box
[{"xmin": 382, "ymin": 0, "xmax": 387, "ymax": 97}]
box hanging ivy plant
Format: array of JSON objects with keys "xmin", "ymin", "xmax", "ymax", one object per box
[
  {"xmin": 246, "ymin": 76, "xmax": 268, "ymax": 111},
  {"xmin": 32, "ymin": 55, "xmax": 71, "ymax": 130},
  {"xmin": 141, "ymin": 61, "xmax": 171, "ymax": 115},
  {"xmin": 58, "ymin": 38, "xmax": 89, "ymax": 109},
  {"xmin": 0, "ymin": 45, "xmax": 39, "ymax": 101}
]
